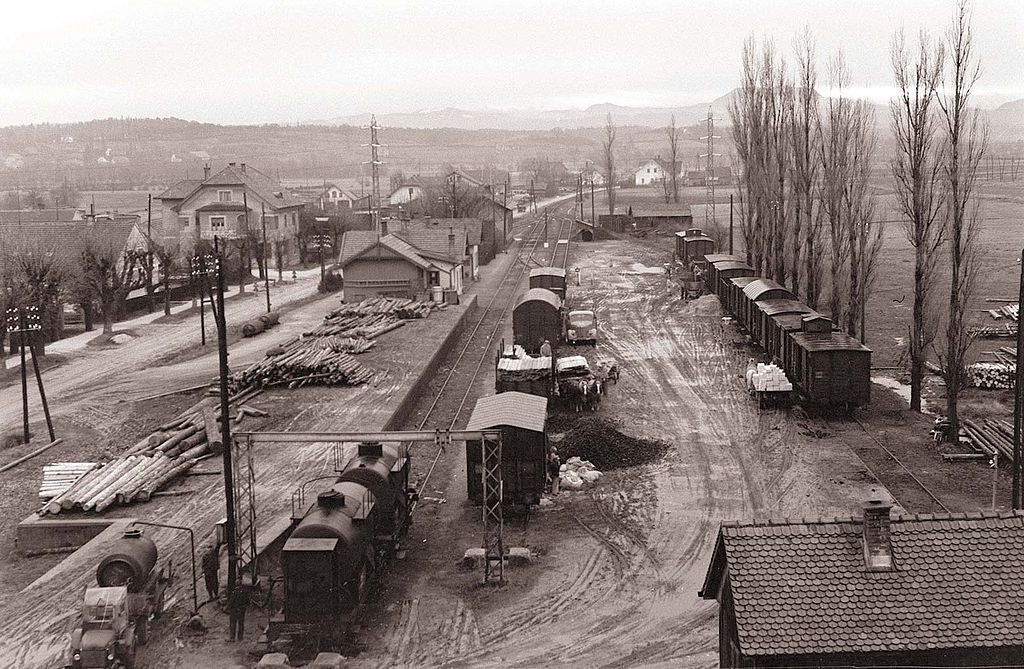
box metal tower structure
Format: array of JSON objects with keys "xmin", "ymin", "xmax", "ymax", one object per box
[
  {"xmin": 482, "ymin": 433, "xmax": 504, "ymax": 583},
  {"xmin": 233, "ymin": 435, "xmax": 258, "ymax": 579},
  {"xmin": 364, "ymin": 116, "xmax": 385, "ymax": 237},
  {"xmin": 699, "ymin": 108, "xmax": 722, "ymax": 231}
]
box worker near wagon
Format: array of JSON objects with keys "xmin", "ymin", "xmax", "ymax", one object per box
[
  {"xmin": 201, "ymin": 544, "xmax": 220, "ymax": 603},
  {"xmin": 539, "ymin": 339, "xmax": 552, "ymax": 357},
  {"xmin": 227, "ymin": 582, "xmax": 250, "ymax": 641},
  {"xmin": 547, "ymin": 447, "xmax": 561, "ymax": 495}
]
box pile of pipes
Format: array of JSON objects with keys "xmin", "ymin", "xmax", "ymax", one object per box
[
  {"xmin": 968, "ymin": 362, "xmax": 1015, "ymax": 389},
  {"xmin": 38, "ymin": 462, "xmax": 97, "ymax": 501},
  {"xmin": 962, "ymin": 418, "xmax": 1016, "ymax": 461},
  {"xmin": 229, "ymin": 336, "xmax": 374, "ymax": 393},
  {"xmin": 241, "ymin": 311, "xmax": 281, "ymax": 338}
]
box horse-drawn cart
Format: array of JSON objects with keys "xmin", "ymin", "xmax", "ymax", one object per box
[{"xmin": 555, "ymin": 356, "xmax": 602, "ymax": 412}]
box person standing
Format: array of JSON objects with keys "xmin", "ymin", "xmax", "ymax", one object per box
[
  {"xmin": 201, "ymin": 545, "xmax": 220, "ymax": 602},
  {"xmin": 547, "ymin": 447, "xmax": 561, "ymax": 495},
  {"xmin": 228, "ymin": 583, "xmax": 250, "ymax": 641},
  {"xmin": 540, "ymin": 339, "xmax": 552, "ymax": 357}
]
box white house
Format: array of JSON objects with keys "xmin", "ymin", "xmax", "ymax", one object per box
[
  {"xmin": 387, "ymin": 176, "xmax": 429, "ymax": 205},
  {"xmin": 634, "ymin": 158, "xmax": 682, "ymax": 187}
]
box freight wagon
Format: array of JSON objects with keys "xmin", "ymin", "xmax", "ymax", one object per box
[
  {"xmin": 495, "ymin": 353, "xmax": 554, "ymax": 398},
  {"xmin": 789, "ymin": 323, "xmax": 871, "ymax": 407},
  {"xmin": 711, "ymin": 260, "xmax": 755, "ymax": 301},
  {"xmin": 529, "ymin": 267, "xmax": 568, "ymax": 300},
  {"xmin": 465, "ymin": 392, "xmax": 548, "ymax": 507},
  {"xmin": 513, "ymin": 288, "xmax": 563, "ymax": 354},
  {"xmin": 725, "ymin": 276, "xmax": 760, "ymax": 321},
  {"xmin": 759, "ymin": 301, "xmax": 815, "ymax": 366},
  {"xmin": 741, "ymin": 279, "xmax": 796, "ymax": 340},
  {"xmin": 675, "ymin": 228, "xmax": 716, "ymax": 267},
  {"xmin": 703, "ymin": 254, "xmax": 745, "ymax": 292}
]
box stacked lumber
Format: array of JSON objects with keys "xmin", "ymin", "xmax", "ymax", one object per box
[
  {"xmin": 968, "ymin": 362, "xmax": 1015, "ymax": 389},
  {"xmin": 962, "ymin": 418, "xmax": 1015, "ymax": 461},
  {"xmin": 305, "ymin": 313, "xmax": 406, "ymax": 340},
  {"xmin": 38, "ymin": 462, "xmax": 97, "ymax": 500},
  {"xmin": 988, "ymin": 303, "xmax": 1020, "ymax": 321},
  {"xmin": 229, "ymin": 336, "xmax": 374, "ymax": 393},
  {"xmin": 327, "ymin": 297, "xmax": 434, "ymax": 320},
  {"xmin": 970, "ymin": 323, "xmax": 1018, "ymax": 338}
]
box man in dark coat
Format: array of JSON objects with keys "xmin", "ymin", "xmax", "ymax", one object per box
[
  {"xmin": 228, "ymin": 583, "xmax": 250, "ymax": 641},
  {"xmin": 201, "ymin": 545, "xmax": 220, "ymax": 602}
]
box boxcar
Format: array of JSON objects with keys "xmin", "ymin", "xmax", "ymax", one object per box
[
  {"xmin": 726, "ymin": 277, "xmax": 760, "ymax": 322},
  {"xmin": 742, "ymin": 279, "xmax": 796, "ymax": 341},
  {"xmin": 789, "ymin": 328, "xmax": 871, "ymax": 408},
  {"xmin": 761, "ymin": 303, "xmax": 815, "ymax": 367},
  {"xmin": 528, "ymin": 267, "xmax": 568, "ymax": 300},
  {"xmin": 675, "ymin": 228, "xmax": 716, "ymax": 266},
  {"xmin": 513, "ymin": 288, "xmax": 563, "ymax": 354},
  {"xmin": 465, "ymin": 392, "xmax": 548, "ymax": 506},
  {"xmin": 703, "ymin": 254, "xmax": 745, "ymax": 292},
  {"xmin": 712, "ymin": 261, "xmax": 756, "ymax": 301}
]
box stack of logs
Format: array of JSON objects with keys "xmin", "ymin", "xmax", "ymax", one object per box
[
  {"xmin": 228, "ymin": 297, "xmax": 435, "ymax": 394},
  {"xmin": 962, "ymin": 418, "xmax": 1016, "ymax": 461},
  {"xmin": 968, "ymin": 361, "xmax": 1016, "ymax": 389},
  {"xmin": 40, "ymin": 391, "xmax": 261, "ymax": 515},
  {"xmin": 242, "ymin": 311, "xmax": 281, "ymax": 338},
  {"xmin": 38, "ymin": 462, "xmax": 98, "ymax": 501}
]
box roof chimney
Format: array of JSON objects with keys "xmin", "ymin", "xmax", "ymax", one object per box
[
  {"xmin": 240, "ymin": 162, "xmax": 246, "ymax": 174},
  {"xmin": 449, "ymin": 226, "xmax": 455, "ymax": 258},
  {"xmin": 862, "ymin": 499, "xmax": 894, "ymax": 571},
  {"xmin": 203, "ymin": 163, "xmax": 211, "ymax": 180},
  {"xmin": 228, "ymin": 161, "xmax": 236, "ymax": 167}
]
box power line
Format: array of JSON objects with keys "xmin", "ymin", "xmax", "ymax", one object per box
[{"xmin": 699, "ymin": 107, "xmax": 722, "ymax": 232}]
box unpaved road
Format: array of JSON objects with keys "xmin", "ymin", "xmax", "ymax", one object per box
[{"xmin": 346, "ymin": 237, "xmax": 883, "ymax": 669}]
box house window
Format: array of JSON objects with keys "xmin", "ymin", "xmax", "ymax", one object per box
[
  {"xmin": 177, "ymin": 216, "xmax": 188, "ymax": 229},
  {"xmin": 210, "ymin": 216, "xmax": 226, "ymax": 229},
  {"xmin": 428, "ymin": 271, "xmax": 441, "ymax": 287},
  {"xmin": 262, "ymin": 215, "xmax": 278, "ymax": 230},
  {"xmin": 218, "ymin": 190, "xmax": 232, "ymax": 202},
  {"xmin": 408, "ymin": 187, "xmax": 414, "ymax": 198}
]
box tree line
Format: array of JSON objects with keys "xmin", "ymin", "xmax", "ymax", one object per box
[{"xmin": 728, "ymin": 0, "xmax": 987, "ymax": 436}]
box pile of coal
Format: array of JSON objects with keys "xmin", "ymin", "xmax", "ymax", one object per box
[{"xmin": 557, "ymin": 417, "xmax": 670, "ymax": 470}]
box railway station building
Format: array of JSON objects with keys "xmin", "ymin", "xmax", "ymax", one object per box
[{"xmin": 337, "ymin": 229, "xmax": 465, "ymax": 302}]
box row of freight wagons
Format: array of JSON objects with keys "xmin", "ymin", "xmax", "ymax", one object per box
[
  {"xmin": 703, "ymin": 253, "xmax": 872, "ymax": 409},
  {"xmin": 514, "ymin": 266, "xmax": 569, "ymax": 354}
]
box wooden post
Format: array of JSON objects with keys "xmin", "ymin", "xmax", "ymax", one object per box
[
  {"xmin": 261, "ymin": 203, "xmax": 271, "ymax": 313},
  {"xmin": 1013, "ymin": 248, "xmax": 1024, "ymax": 509},
  {"xmin": 19, "ymin": 315, "xmax": 28, "ymax": 444},
  {"xmin": 28, "ymin": 335, "xmax": 55, "ymax": 442},
  {"xmin": 729, "ymin": 194, "xmax": 734, "ymax": 255}
]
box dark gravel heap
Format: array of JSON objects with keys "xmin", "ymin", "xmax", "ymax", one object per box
[{"xmin": 555, "ymin": 417, "xmax": 671, "ymax": 470}]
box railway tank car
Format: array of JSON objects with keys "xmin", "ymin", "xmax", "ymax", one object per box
[{"xmin": 268, "ymin": 442, "xmax": 413, "ymax": 646}]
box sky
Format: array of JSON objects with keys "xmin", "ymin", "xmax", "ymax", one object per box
[{"xmin": 1, "ymin": 0, "xmax": 1021, "ymax": 126}]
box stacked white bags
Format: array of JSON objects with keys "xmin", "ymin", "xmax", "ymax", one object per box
[
  {"xmin": 746, "ymin": 362, "xmax": 793, "ymax": 393},
  {"xmin": 559, "ymin": 456, "xmax": 602, "ymax": 490}
]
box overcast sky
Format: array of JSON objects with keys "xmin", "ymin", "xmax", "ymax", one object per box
[{"xmin": 1, "ymin": 0, "xmax": 1020, "ymax": 126}]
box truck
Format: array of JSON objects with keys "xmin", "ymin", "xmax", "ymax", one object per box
[
  {"xmin": 66, "ymin": 528, "xmax": 173, "ymax": 669},
  {"xmin": 564, "ymin": 309, "xmax": 598, "ymax": 346}
]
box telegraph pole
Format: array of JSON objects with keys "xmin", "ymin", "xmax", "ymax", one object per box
[
  {"xmin": 364, "ymin": 115, "xmax": 385, "ymax": 237},
  {"xmin": 729, "ymin": 194, "xmax": 734, "ymax": 255},
  {"xmin": 6, "ymin": 305, "xmax": 54, "ymax": 443},
  {"xmin": 590, "ymin": 178, "xmax": 595, "ymax": 227},
  {"xmin": 261, "ymin": 203, "xmax": 271, "ymax": 313},
  {"xmin": 146, "ymin": 195, "xmax": 154, "ymax": 313},
  {"xmin": 1013, "ymin": 248, "xmax": 1024, "ymax": 508}
]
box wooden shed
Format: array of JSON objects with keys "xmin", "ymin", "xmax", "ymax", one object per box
[
  {"xmin": 529, "ymin": 267, "xmax": 568, "ymax": 300},
  {"xmin": 513, "ymin": 288, "xmax": 563, "ymax": 354},
  {"xmin": 725, "ymin": 276, "xmax": 760, "ymax": 321},
  {"xmin": 465, "ymin": 392, "xmax": 548, "ymax": 507},
  {"xmin": 741, "ymin": 279, "xmax": 796, "ymax": 340},
  {"xmin": 675, "ymin": 228, "xmax": 716, "ymax": 266},
  {"xmin": 789, "ymin": 317, "xmax": 871, "ymax": 408}
]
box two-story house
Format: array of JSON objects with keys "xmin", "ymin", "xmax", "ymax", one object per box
[{"xmin": 158, "ymin": 162, "xmax": 305, "ymax": 263}]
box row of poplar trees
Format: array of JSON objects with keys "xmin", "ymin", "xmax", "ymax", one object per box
[{"xmin": 730, "ymin": 1, "xmax": 987, "ymax": 437}]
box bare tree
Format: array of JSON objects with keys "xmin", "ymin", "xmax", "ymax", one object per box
[
  {"xmin": 666, "ymin": 115, "xmax": 681, "ymax": 204},
  {"xmin": 152, "ymin": 241, "xmax": 181, "ymax": 317},
  {"xmin": 890, "ymin": 29, "xmax": 947, "ymax": 411},
  {"xmin": 846, "ymin": 101, "xmax": 882, "ymax": 339},
  {"xmin": 602, "ymin": 113, "xmax": 617, "ymax": 215},
  {"xmin": 80, "ymin": 232, "xmax": 144, "ymax": 335},
  {"xmin": 790, "ymin": 30, "xmax": 820, "ymax": 303},
  {"xmin": 8, "ymin": 241, "xmax": 66, "ymax": 347},
  {"xmin": 730, "ymin": 37, "xmax": 767, "ymax": 270},
  {"xmin": 937, "ymin": 0, "xmax": 987, "ymax": 441}
]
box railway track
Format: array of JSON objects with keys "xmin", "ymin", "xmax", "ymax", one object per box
[{"xmin": 410, "ymin": 209, "xmax": 567, "ymax": 507}]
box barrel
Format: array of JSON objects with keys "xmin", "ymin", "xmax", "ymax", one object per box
[{"xmin": 96, "ymin": 528, "xmax": 158, "ymax": 592}]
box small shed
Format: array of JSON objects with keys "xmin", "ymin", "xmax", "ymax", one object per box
[
  {"xmin": 465, "ymin": 392, "xmax": 548, "ymax": 506},
  {"xmin": 675, "ymin": 228, "xmax": 716, "ymax": 265},
  {"xmin": 513, "ymin": 288, "xmax": 563, "ymax": 354},
  {"xmin": 741, "ymin": 279, "xmax": 796, "ymax": 340},
  {"xmin": 529, "ymin": 266, "xmax": 568, "ymax": 299}
]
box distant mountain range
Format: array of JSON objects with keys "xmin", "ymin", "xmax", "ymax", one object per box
[
  {"xmin": 309, "ymin": 91, "xmax": 1024, "ymax": 138},
  {"xmin": 309, "ymin": 92, "xmax": 737, "ymax": 131}
]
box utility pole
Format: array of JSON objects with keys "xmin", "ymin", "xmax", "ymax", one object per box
[
  {"xmin": 208, "ymin": 237, "xmax": 238, "ymax": 595},
  {"xmin": 590, "ymin": 178, "xmax": 595, "ymax": 227},
  {"xmin": 364, "ymin": 115, "xmax": 384, "ymax": 238},
  {"xmin": 502, "ymin": 175, "xmax": 510, "ymax": 252},
  {"xmin": 146, "ymin": 195, "xmax": 154, "ymax": 313},
  {"xmin": 261, "ymin": 203, "xmax": 271, "ymax": 313},
  {"xmin": 729, "ymin": 194, "xmax": 734, "ymax": 255},
  {"xmin": 530, "ymin": 179, "xmax": 536, "ymax": 213},
  {"xmin": 314, "ymin": 217, "xmax": 332, "ymax": 281},
  {"xmin": 6, "ymin": 305, "xmax": 54, "ymax": 443},
  {"xmin": 191, "ymin": 254, "xmax": 216, "ymax": 346},
  {"xmin": 699, "ymin": 108, "xmax": 721, "ymax": 234},
  {"xmin": 239, "ymin": 192, "xmax": 249, "ymax": 294},
  {"xmin": 1013, "ymin": 248, "xmax": 1024, "ymax": 509}
]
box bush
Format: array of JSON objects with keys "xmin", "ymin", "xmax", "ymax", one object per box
[{"xmin": 318, "ymin": 271, "xmax": 343, "ymax": 294}]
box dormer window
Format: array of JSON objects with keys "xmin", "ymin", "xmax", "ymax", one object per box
[{"xmin": 218, "ymin": 190, "xmax": 232, "ymax": 202}]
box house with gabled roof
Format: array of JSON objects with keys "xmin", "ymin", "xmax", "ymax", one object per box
[
  {"xmin": 700, "ymin": 500, "xmax": 1024, "ymax": 668},
  {"xmin": 158, "ymin": 162, "xmax": 305, "ymax": 262},
  {"xmin": 337, "ymin": 230, "xmax": 464, "ymax": 302},
  {"xmin": 402, "ymin": 218, "xmax": 482, "ymax": 280}
]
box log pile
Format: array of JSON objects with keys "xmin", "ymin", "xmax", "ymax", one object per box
[
  {"xmin": 40, "ymin": 394, "xmax": 260, "ymax": 515},
  {"xmin": 229, "ymin": 336, "xmax": 374, "ymax": 393},
  {"xmin": 38, "ymin": 462, "xmax": 97, "ymax": 500},
  {"xmin": 968, "ymin": 362, "xmax": 1015, "ymax": 389},
  {"xmin": 327, "ymin": 297, "xmax": 435, "ymax": 320},
  {"xmin": 988, "ymin": 303, "xmax": 1020, "ymax": 321},
  {"xmin": 962, "ymin": 418, "xmax": 1016, "ymax": 461},
  {"xmin": 242, "ymin": 311, "xmax": 281, "ymax": 338}
]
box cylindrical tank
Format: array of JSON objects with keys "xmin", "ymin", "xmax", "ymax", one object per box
[
  {"xmin": 337, "ymin": 447, "xmax": 401, "ymax": 533},
  {"xmin": 96, "ymin": 528, "xmax": 157, "ymax": 592}
]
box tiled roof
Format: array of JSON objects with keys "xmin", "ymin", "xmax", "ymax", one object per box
[
  {"xmin": 392, "ymin": 228, "xmax": 467, "ymax": 264},
  {"xmin": 178, "ymin": 164, "xmax": 305, "ymax": 212},
  {"xmin": 157, "ymin": 179, "xmax": 203, "ymax": 200},
  {"xmin": 337, "ymin": 231, "xmax": 431, "ymax": 270},
  {"xmin": 466, "ymin": 391, "xmax": 547, "ymax": 433},
  {"xmin": 195, "ymin": 202, "xmax": 251, "ymax": 213},
  {"xmin": 702, "ymin": 511, "xmax": 1024, "ymax": 656},
  {"xmin": 0, "ymin": 208, "xmax": 81, "ymax": 224},
  {"xmin": 0, "ymin": 220, "xmax": 139, "ymax": 267},
  {"xmin": 405, "ymin": 218, "xmax": 482, "ymax": 248}
]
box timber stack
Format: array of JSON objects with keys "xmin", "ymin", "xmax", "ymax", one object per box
[
  {"xmin": 962, "ymin": 418, "xmax": 1016, "ymax": 461},
  {"xmin": 242, "ymin": 311, "xmax": 281, "ymax": 338}
]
